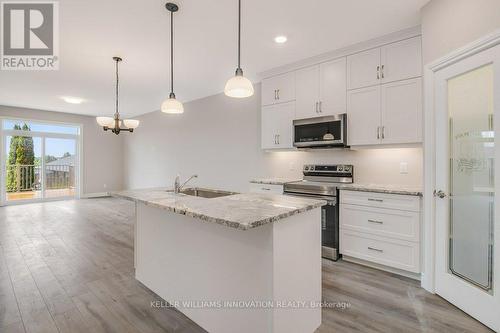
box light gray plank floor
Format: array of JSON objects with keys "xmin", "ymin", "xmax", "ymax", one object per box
[{"xmin": 0, "ymin": 198, "xmax": 493, "ymax": 333}]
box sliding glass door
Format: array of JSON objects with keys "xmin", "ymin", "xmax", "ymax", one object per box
[{"xmin": 1, "ymin": 119, "xmax": 80, "ymax": 205}]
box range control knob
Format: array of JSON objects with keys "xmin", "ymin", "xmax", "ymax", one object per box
[
  {"xmin": 304, "ymin": 166, "xmax": 309, "ymax": 171},
  {"xmin": 338, "ymin": 166, "xmax": 344, "ymax": 172}
]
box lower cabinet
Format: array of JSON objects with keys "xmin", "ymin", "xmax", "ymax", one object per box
[
  {"xmin": 249, "ymin": 183, "xmax": 283, "ymax": 194},
  {"xmin": 340, "ymin": 190, "xmax": 421, "ymax": 274}
]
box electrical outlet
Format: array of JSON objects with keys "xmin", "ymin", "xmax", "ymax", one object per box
[{"xmin": 399, "ymin": 162, "xmax": 408, "ymax": 174}]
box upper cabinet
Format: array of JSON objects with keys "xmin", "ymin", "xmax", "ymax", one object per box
[
  {"xmin": 347, "ymin": 48, "xmax": 381, "ymax": 90},
  {"xmin": 347, "ymin": 36, "xmax": 422, "ymax": 90},
  {"xmin": 261, "ymin": 72, "xmax": 295, "ymax": 106},
  {"xmin": 380, "ymin": 37, "xmax": 422, "ymax": 84},
  {"xmin": 260, "ymin": 31, "xmax": 423, "ymax": 150},
  {"xmin": 295, "ymin": 58, "xmax": 347, "ymax": 120}
]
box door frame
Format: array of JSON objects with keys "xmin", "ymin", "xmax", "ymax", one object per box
[
  {"xmin": 423, "ymin": 29, "xmax": 500, "ymax": 325},
  {"xmin": 0, "ymin": 116, "xmax": 82, "ymax": 206}
]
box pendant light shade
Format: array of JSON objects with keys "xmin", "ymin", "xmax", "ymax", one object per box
[
  {"xmin": 162, "ymin": 3, "xmax": 184, "ymax": 114},
  {"xmin": 225, "ymin": 0, "xmax": 253, "ymax": 98},
  {"xmin": 161, "ymin": 95, "xmax": 184, "ymax": 114}
]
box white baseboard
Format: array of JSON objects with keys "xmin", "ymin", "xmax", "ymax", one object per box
[
  {"xmin": 342, "ymin": 255, "xmax": 422, "ymax": 281},
  {"xmin": 81, "ymin": 192, "xmax": 110, "ymax": 198}
]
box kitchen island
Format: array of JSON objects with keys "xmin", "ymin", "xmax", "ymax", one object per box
[{"xmin": 112, "ymin": 188, "xmax": 325, "ymax": 333}]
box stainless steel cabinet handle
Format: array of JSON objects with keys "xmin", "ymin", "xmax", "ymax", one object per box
[
  {"xmin": 274, "ymin": 90, "xmax": 277, "ymax": 100},
  {"xmin": 368, "ymin": 247, "xmax": 383, "ymax": 253},
  {"xmin": 377, "ymin": 126, "xmax": 380, "ymax": 139},
  {"xmin": 381, "ymin": 126, "xmax": 385, "ymax": 139},
  {"xmin": 277, "ymin": 134, "xmax": 280, "ymax": 145},
  {"xmin": 368, "ymin": 219, "xmax": 383, "ymax": 224},
  {"xmin": 434, "ymin": 190, "xmax": 447, "ymax": 198},
  {"xmin": 274, "ymin": 134, "xmax": 277, "ymax": 144},
  {"xmin": 277, "ymin": 89, "xmax": 280, "ymax": 100},
  {"xmin": 368, "ymin": 198, "xmax": 383, "ymax": 202},
  {"xmin": 261, "ymin": 187, "xmax": 271, "ymax": 191},
  {"xmin": 319, "ymin": 101, "xmax": 322, "ymax": 113},
  {"xmin": 315, "ymin": 102, "xmax": 319, "ymax": 113},
  {"xmin": 377, "ymin": 65, "xmax": 380, "ymax": 79},
  {"xmin": 381, "ymin": 65, "xmax": 385, "ymax": 79}
]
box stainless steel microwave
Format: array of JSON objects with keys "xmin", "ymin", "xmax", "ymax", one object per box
[{"xmin": 293, "ymin": 114, "xmax": 348, "ymax": 148}]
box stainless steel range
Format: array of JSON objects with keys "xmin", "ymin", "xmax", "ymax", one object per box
[{"xmin": 284, "ymin": 164, "xmax": 354, "ymax": 261}]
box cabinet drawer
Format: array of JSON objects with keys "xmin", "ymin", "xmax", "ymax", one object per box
[
  {"xmin": 249, "ymin": 183, "xmax": 283, "ymax": 194},
  {"xmin": 340, "ymin": 230, "xmax": 420, "ymax": 273},
  {"xmin": 340, "ymin": 204, "xmax": 420, "ymax": 242},
  {"xmin": 340, "ymin": 190, "xmax": 420, "ymax": 212}
]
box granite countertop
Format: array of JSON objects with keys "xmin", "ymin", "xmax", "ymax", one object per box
[
  {"xmin": 111, "ymin": 188, "xmax": 325, "ymax": 230},
  {"xmin": 338, "ymin": 184, "xmax": 422, "ymax": 196},
  {"xmin": 250, "ymin": 178, "xmax": 301, "ymax": 185}
]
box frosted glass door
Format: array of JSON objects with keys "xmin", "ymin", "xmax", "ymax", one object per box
[{"xmin": 448, "ymin": 64, "xmax": 494, "ymax": 291}]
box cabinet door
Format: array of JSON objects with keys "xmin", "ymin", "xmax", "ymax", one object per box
[
  {"xmin": 319, "ymin": 58, "xmax": 347, "ymax": 116},
  {"xmin": 261, "ymin": 72, "xmax": 295, "ymax": 106},
  {"xmin": 347, "ymin": 48, "xmax": 381, "ymax": 90},
  {"xmin": 347, "ymin": 86, "xmax": 381, "ymax": 146},
  {"xmin": 381, "ymin": 78, "xmax": 422, "ymax": 144},
  {"xmin": 275, "ymin": 102, "xmax": 295, "ymax": 149},
  {"xmin": 381, "ymin": 36, "xmax": 422, "ymax": 84},
  {"xmin": 261, "ymin": 102, "xmax": 295, "ymax": 149},
  {"xmin": 261, "ymin": 105, "xmax": 278, "ymax": 149},
  {"xmin": 295, "ymin": 65, "xmax": 320, "ymax": 120}
]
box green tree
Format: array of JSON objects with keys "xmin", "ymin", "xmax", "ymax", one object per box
[{"xmin": 6, "ymin": 124, "xmax": 36, "ymax": 192}]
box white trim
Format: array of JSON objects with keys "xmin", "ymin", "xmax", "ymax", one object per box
[
  {"xmin": 81, "ymin": 192, "xmax": 110, "ymax": 198},
  {"xmin": 258, "ymin": 26, "xmax": 421, "ymax": 79},
  {"xmin": 423, "ymin": 29, "xmax": 500, "ymax": 294},
  {"xmin": 342, "ymin": 255, "xmax": 422, "ymax": 281}
]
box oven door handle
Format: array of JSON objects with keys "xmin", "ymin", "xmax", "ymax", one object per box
[{"xmin": 284, "ymin": 192, "xmax": 337, "ymax": 205}]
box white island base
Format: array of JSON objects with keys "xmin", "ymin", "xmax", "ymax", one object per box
[{"xmin": 135, "ymin": 202, "xmax": 322, "ymax": 333}]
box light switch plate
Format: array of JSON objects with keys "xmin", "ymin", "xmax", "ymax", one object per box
[{"xmin": 400, "ymin": 162, "xmax": 408, "ymax": 174}]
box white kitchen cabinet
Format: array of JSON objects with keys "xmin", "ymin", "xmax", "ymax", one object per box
[
  {"xmin": 295, "ymin": 65, "xmax": 320, "ymax": 120},
  {"xmin": 347, "ymin": 36, "xmax": 422, "ymax": 90},
  {"xmin": 380, "ymin": 37, "xmax": 422, "ymax": 84},
  {"xmin": 347, "ymin": 85, "xmax": 381, "ymax": 145},
  {"xmin": 340, "ymin": 190, "xmax": 422, "ymax": 275},
  {"xmin": 295, "ymin": 58, "xmax": 347, "ymax": 120},
  {"xmin": 319, "ymin": 58, "xmax": 347, "ymax": 116},
  {"xmin": 249, "ymin": 183, "xmax": 283, "ymax": 194},
  {"xmin": 261, "ymin": 102, "xmax": 294, "ymax": 149},
  {"xmin": 347, "ymin": 48, "xmax": 381, "ymax": 90},
  {"xmin": 261, "ymin": 72, "xmax": 295, "ymax": 106},
  {"xmin": 347, "ymin": 78, "xmax": 422, "ymax": 146},
  {"xmin": 381, "ymin": 78, "xmax": 422, "ymax": 144}
]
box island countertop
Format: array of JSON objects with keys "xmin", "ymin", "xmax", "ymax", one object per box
[{"xmin": 111, "ymin": 188, "xmax": 325, "ymax": 230}]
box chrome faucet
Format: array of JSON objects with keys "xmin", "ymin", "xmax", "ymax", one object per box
[{"xmin": 174, "ymin": 174, "xmax": 198, "ymax": 194}]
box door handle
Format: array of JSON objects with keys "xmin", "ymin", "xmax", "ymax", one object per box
[
  {"xmin": 277, "ymin": 89, "xmax": 280, "ymax": 100},
  {"xmin": 381, "ymin": 65, "xmax": 385, "ymax": 79},
  {"xmin": 277, "ymin": 134, "xmax": 280, "ymax": 145},
  {"xmin": 368, "ymin": 219, "xmax": 383, "ymax": 224},
  {"xmin": 377, "ymin": 65, "xmax": 380, "ymax": 80},
  {"xmin": 319, "ymin": 101, "xmax": 322, "ymax": 113},
  {"xmin": 434, "ymin": 190, "xmax": 447, "ymax": 198},
  {"xmin": 368, "ymin": 198, "xmax": 383, "ymax": 203},
  {"xmin": 315, "ymin": 102, "xmax": 319, "ymax": 113},
  {"xmin": 377, "ymin": 126, "xmax": 380, "ymax": 139},
  {"xmin": 381, "ymin": 126, "xmax": 385, "ymax": 139},
  {"xmin": 274, "ymin": 90, "xmax": 277, "ymax": 100}
]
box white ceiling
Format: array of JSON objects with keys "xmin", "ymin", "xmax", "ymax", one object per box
[{"xmin": 0, "ymin": 0, "xmax": 429, "ymax": 118}]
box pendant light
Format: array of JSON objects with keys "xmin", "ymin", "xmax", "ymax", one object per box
[
  {"xmin": 96, "ymin": 57, "xmax": 140, "ymax": 135},
  {"xmin": 161, "ymin": 2, "xmax": 184, "ymax": 114},
  {"xmin": 224, "ymin": 0, "xmax": 254, "ymax": 98}
]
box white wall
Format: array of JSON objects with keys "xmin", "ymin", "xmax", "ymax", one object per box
[
  {"xmin": 0, "ymin": 105, "xmax": 123, "ymax": 195},
  {"xmin": 421, "ymin": 0, "xmax": 500, "ymax": 64},
  {"xmin": 123, "ymin": 84, "xmax": 422, "ymax": 192}
]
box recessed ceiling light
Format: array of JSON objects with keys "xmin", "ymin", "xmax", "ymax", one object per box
[
  {"xmin": 274, "ymin": 35, "xmax": 287, "ymax": 44},
  {"xmin": 61, "ymin": 96, "xmax": 84, "ymax": 104}
]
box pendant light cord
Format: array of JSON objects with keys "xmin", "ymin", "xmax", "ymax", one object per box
[
  {"xmin": 170, "ymin": 9, "xmax": 174, "ymax": 95},
  {"xmin": 115, "ymin": 58, "xmax": 119, "ymax": 118},
  {"xmin": 237, "ymin": 0, "xmax": 241, "ymax": 70}
]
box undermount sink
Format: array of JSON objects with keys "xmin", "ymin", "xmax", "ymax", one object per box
[{"xmin": 176, "ymin": 187, "xmax": 238, "ymax": 198}]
